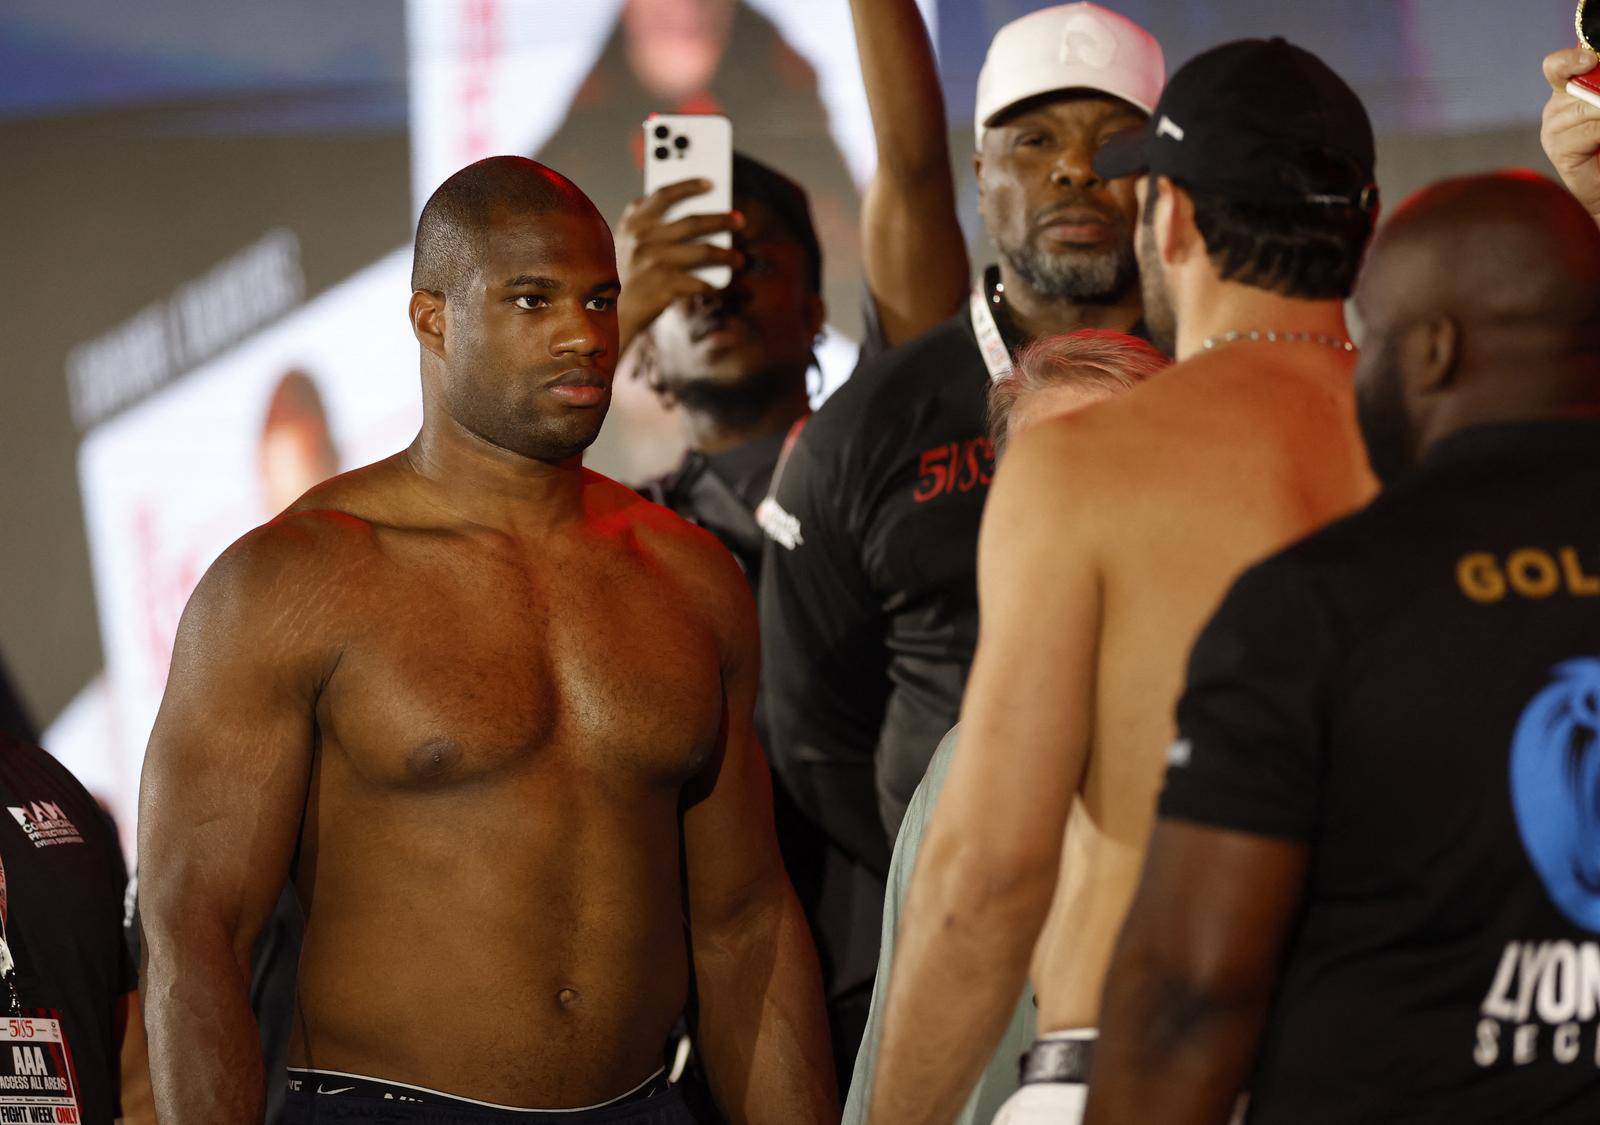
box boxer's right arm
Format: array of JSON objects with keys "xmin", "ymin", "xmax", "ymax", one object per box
[
  {"xmin": 137, "ymin": 526, "xmax": 327, "ymax": 1124},
  {"xmin": 1542, "ymin": 47, "xmax": 1600, "ymax": 223}
]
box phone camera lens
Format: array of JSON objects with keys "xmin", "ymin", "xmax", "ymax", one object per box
[
  {"xmin": 673, "ymin": 135, "xmax": 690, "ymax": 150},
  {"xmin": 653, "ymin": 124, "xmax": 670, "ymax": 140},
  {"xmin": 653, "ymin": 146, "xmax": 670, "ymax": 160}
]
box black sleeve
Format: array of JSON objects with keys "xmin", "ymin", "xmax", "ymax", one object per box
[
  {"xmin": 1158, "ymin": 558, "xmax": 1336, "ymax": 841},
  {"xmin": 758, "ymin": 435, "xmax": 894, "ymax": 875}
]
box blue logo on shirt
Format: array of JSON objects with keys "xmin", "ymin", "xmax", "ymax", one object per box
[{"xmin": 1510, "ymin": 658, "xmax": 1600, "ymax": 933}]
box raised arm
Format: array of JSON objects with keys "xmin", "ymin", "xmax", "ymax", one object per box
[
  {"xmin": 849, "ymin": 0, "xmax": 969, "ymax": 346},
  {"xmin": 1542, "ymin": 46, "xmax": 1600, "ymax": 224},
  {"xmin": 1083, "ymin": 822, "xmax": 1306, "ymax": 1124},
  {"xmin": 682, "ymin": 542, "xmax": 836, "ymax": 1124},
  {"xmin": 868, "ymin": 426, "xmax": 1100, "ymax": 1122},
  {"xmin": 137, "ymin": 526, "xmax": 328, "ymax": 1123}
]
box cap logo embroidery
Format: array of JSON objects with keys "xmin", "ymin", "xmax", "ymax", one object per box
[
  {"xmin": 1156, "ymin": 115, "xmax": 1185, "ymax": 142},
  {"xmin": 1058, "ymin": 11, "xmax": 1117, "ymax": 70}
]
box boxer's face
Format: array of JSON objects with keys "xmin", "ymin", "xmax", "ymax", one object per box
[
  {"xmin": 977, "ymin": 92, "xmax": 1144, "ymax": 303},
  {"xmin": 444, "ymin": 206, "xmax": 621, "ymax": 463}
]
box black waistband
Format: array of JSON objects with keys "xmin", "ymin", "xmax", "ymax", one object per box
[
  {"xmin": 286, "ymin": 1066, "xmax": 672, "ymax": 1120},
  {"xmin": 1018, "ymin": 1035, "xmax": 1095, "ymax": 1086}
]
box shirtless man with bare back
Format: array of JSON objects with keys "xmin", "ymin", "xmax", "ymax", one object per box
[
  {"xmin": 136, "ymin": 156, "xmax": 834, "ymax": 1125},
  {"xmin": 868, "ymin": 41, "xmax": 1381, "ymax": 1124}
]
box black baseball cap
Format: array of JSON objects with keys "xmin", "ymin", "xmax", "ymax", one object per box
[
  {"xmin": 1094, "ymin": 37, "xmax": 1378, "ymax": 212},
  {"xmin": 733, "ymin": 152, "xmax": 822, "ymax": 295}
]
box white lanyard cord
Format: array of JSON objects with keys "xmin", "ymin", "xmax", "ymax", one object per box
[{"xmin": 969, "ymin": 275, "xmax": 1013, "ymax": 382}]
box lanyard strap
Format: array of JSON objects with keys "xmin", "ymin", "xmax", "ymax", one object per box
[
  {"xmin": 755, "ymin": 416, "xmax": 810, "ymax": 548},
  {"xmin": 762, "ymin": 416, "xmax": 810, "ymax": 507},
  {"xmin": 969, "ymin": 275, "xmax": 1013, "ymax": 382}
]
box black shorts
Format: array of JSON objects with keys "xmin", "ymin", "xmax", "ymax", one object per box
[{"xmin": 283, "ymin": 1067, "xmax": 698, "ymax": 1124}]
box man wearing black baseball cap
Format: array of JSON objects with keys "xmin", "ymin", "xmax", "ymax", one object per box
[
  {"xmin": 869, "ymin": 39, "xmax": 1379, "ymax": 1124},
  {"xmin": 1094, "ymin": 35, "xmax": 1380, "ymax": 354}
]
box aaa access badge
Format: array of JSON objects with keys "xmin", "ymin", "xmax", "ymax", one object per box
[{"xmin": 0, "ymin": 1015, "xmax": 81, "ymax": 1123}]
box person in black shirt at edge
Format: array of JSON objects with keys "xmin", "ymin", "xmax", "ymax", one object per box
[
  {"xmin": 1086, "ymin": 173, "xmax": 1600, "ymax": 1124},
  {"xmin": 757, "ymin": 2, "xmax": 1166, "ymax": 876},
  {"xmin": 614, "ymin": 0, "xmax": 965, "ymax": 1092},
  {"xmin": 0, "ymin": 733, "xmax": 151, "ymax": 1123}
]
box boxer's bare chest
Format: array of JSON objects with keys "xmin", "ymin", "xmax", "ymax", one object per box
[{"xmin": 313, "ymin": 521, "xmax": 725, "ymax": 793}]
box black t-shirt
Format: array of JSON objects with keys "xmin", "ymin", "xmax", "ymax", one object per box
[
  {"xmin": 0, "ymin": 735, "xmax": 131, "ymax": 1125},
  {"xmin": 637, "ymin": 429, "xmax": 789, "ymax": 586},
  {"xmin": 758, "ymin": 303, "xmax": 1010, "ymax": 869},
  {"xmin": 1160, "ymin": 420, "xmax": 1600, "ymax": 1123}
]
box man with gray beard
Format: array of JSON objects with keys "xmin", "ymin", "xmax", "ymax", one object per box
[{"xmin": 758, "ymin": 3, "xmax": 1166, "ymax": 875}]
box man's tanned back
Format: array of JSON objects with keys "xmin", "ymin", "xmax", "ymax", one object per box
[{"xmin": 1025, "ymin": 346, "xmax": 1374, "ymax": 1030}]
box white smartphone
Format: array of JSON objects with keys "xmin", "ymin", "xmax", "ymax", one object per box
[
  {"xmin": 1569, "ymin": 78, "xmax": 1600, "ymax": 111},
  {"xmin": 643, "ymin": 113, "xmax": 733, "ymax": 290}
]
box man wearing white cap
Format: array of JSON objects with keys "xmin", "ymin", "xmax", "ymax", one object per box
[{"xmin": 757, "ymin": 2, "xmax": 1165, "ymax": 985}]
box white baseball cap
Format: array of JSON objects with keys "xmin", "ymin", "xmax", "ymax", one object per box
[{"xmin": 974, "ymin": 2, "xmax": 1165, "ymax": 150}]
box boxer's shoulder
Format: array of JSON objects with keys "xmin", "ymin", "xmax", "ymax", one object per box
[
  {"xmin": 584, "ymin": 468, "xmax": 756, "ymax": 656},
  {"xmin": 197, "ymin": 460, "xmax": 417, "ymax": 624}
]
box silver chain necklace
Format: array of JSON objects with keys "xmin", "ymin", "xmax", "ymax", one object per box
[{"xmin": 1201, "ymin": 329, "xmax": 1355, "ymax": 352}]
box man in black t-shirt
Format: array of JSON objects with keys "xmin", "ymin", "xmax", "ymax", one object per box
[
  {"xmin": 1086, "ymin": 174, "xmax": 1600, "ymax": 1123},
  {"xmin": 758, "ymin": 3, "xmax": 1166, "ymax": 867},
  {"xmin": 0, "ymin": 734, "xmax": 143, "ymax": 1124}
]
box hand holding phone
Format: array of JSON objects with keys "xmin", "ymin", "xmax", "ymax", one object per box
[
  {"xmin": 1568, "ymin": 0, "xmax": 1600, "ymax": 107},
  {"xmin": 617, "ymin": 115, "xmax": 743, "ymax": 352}
]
